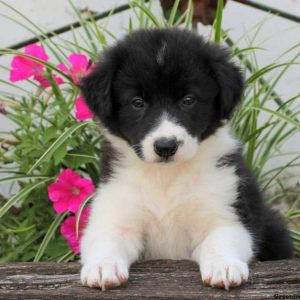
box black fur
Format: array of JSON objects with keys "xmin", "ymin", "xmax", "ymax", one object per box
[
  {"xmin": 80, "ymin": 28, "xmax": 293, "ymax": 261},
  {"xmin": 99, "ymin": 141, "xmax": 121, "ymax": 184},
  {"xmin": 218, "ymin": 152, "xmax": 293, "ymax": 260}
]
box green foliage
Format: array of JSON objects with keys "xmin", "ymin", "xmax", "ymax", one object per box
[
  {"xmin": 214, "ymin": 0, "xmax": 223, "ymax": 43},
  {"xmin": 0, "ymin": 0, "xmax": 299, "ymax": 261}
]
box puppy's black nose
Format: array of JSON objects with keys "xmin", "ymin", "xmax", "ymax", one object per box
[{"xmin": 154, "ymin": 137, "xmax": 178, "ymax": 158}]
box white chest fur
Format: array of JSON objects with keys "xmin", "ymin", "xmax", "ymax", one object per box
[
  {"xmin": 125, "ymin": 155, "xmax": 238, "ymax": 259},
  {"xmin": 86, "ymin": 125, "xmax": 240, "ymax": 260}
]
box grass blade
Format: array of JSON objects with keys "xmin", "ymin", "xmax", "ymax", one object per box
[
  {"xmin": 27, "ymin": 121, "xmax": 92, "ymax": 174},
  {"xmin": 34, "ymin": 212, "xmax": 68, "ymax": 262},
  {"xmin": 0, "ymin": 175, "xmax": 50, "ymax": 184},
  {"xmin": 167, "ymin": 0, "xmax": 181, "ymax": 26},
  {"xmin": 214, "ymin": 0, "xmax": 223, "ymax": 43},
  {"xmin": 0, "ymin": 178, "xmax": 51, "ymax": 219}
]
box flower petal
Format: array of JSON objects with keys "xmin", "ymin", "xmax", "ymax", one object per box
[
  {"xmin": 75, "ymin": 96, "xmax": 94, "ymax": 121},
  {"xmin": 58, "ymin": 169, "xmax": 81, "ymax": 185},
  {"xmin": 76, "ymin": 178, "xmax": 95, "ymax": 196},
  {"xmin": 48, "ymin": 169, "xmax": 94, "ymax": 214},
  {"xmin": 68, "ymin": 54, "xmax": 89, "ymax": 74},
  {"xmin": 53, "ymin": 200, "xmax": 70, "ymax": 214},
  {"xmin": 53, "ymin": 74, "xmax": 64, "ymax": 85},
  {"xmin": 24, "ymin": 44, "xmax": 49, "ymax": 62},
  {"xmin": 9, "ymin": 44, "xmax": 48, "ymax": 83},
  {"xmin": 10, "ymin": 56, "xmax": 35, "ymax": 82},
  {"xmin": 68, "ymin": 197, "xmax": 84, "ymax": 214},
  {"xmin": 33, "ymin": 73, "xmax": 64, "ymax": 88},
  {"xmin": 60, "ymin": 216, "xmax": 80, "ymax": 253},
  {"xmin": 48, "ymin": 182, "xmax": 64, "ymax": 202},
  {"xmin": 57, "ymin": 63, "xmax": 70, "ymax": 74},
  {"xmin": 60, "ymin": 206, "xmax": 90, "ymax": 253}
]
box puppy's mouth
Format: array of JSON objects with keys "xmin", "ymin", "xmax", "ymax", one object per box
[{"xmin": 156, "ymin": 156, "xmax": 175, "ymax": 163}]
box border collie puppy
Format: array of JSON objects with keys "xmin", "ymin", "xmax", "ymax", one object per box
[{"xmin": 79, "ymin": 28, "xmax": 293, "ymax": 290}]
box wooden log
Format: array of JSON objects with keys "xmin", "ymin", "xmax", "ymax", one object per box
[{"xmin": 0, "ymin": 259, "xmax": 300, "ymax": 299}]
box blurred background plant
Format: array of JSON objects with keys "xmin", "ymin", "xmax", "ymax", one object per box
[{"xmin": 0, "ymin": 0, "xmax": 299, "ymax": 262}]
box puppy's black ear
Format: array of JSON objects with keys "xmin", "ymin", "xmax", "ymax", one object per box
[
  {"xmin": 80, "ymin": 56, "xmax": 114, "ymax": 119},
  {"xmin": 212, "ymin": 52, "xmax": 244, "ymax": 120}
]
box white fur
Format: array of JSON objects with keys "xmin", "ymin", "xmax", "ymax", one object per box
[
  {"xmin": 156, "ymin": 42, "xmax": 167, "ymax": 66},
  {"xmin": 80, "ymin": 125, "xmax": 254, "ymax": 290},
  {"xmin": 192, "ymin": 226, "xmax": 252, "ymax": 289},
  {"xmin": 141, "ymin": 113, "xmax": 199, "ymax": 163}
]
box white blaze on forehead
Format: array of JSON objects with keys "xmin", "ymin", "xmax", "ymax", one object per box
[
  {"xmin": 141, "ymin": 113, "xmax": 199, "ymax": 162},
  {"xmin": 156, "ymin": 42, "xmax": 167, "ymax": 66},
  {"xmin": 150, "ymin": 114, "xmax": 187, "ymax": 140}
]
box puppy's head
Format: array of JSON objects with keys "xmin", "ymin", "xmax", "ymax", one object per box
[{"xmin": 80, "ymin": 29, "xmax": 244, "ymax": 163}]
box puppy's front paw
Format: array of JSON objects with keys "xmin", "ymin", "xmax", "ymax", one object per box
[
  {"xmin": 81, "ymin": 258, "xmax": 129, "ymax": 290},
  {"xmin": 201, "ymin": 257, "xmax": 249, "ymax": 290}
]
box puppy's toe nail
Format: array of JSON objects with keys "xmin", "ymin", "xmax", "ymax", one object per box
[
  {"xmin": 91, "ymin": 282, "xmax": 100, "ymax": 288},
  {"xmin": 229, "ymin": 280, "xmax": 238, "ymax": 288},
  {"xmin": 118, "ymin": 275, "xmax": 127, "ymax": 284},
  {"xmin": 82, "ymin": 278, "xmax": 88, "ymax": 286},
  {"xmin": 214, "ymin": 281, "xmax": 225, "ymax": 289},
  {"xmin": 241, "ymin": 276, "xmax": 248, "ymax": 283},
  {"xmin": 104, "ymin": 280, "xmax": 118, "ymax": 289}
]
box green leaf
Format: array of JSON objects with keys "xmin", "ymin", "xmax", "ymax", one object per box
[
  {"xmin": 184, "ymin": 0, "xmax": 193, "ymax": 29},
  {"xmin": 214, "ymin": 0, "xmax": 223, "ymax": 43},
  {"xmin": 287, "ymin": 210, "xmax": 300, "ymax": 219},
  {"xmin": 248, "ymin": 106, "xmax": 300, "ymax": 130},
  {"xmin": 0, "ymin": 178, "xmax": 52, "ymax": 219},
  {"xmin": 247, "ymin": 63, "xmax": 299, "ymax": 84},
  {"xmin": 34, "ymin": 212, "xmax": 68, "ymax": 262},
  {"xmin": 44, "ymin": 126, "xmax": 59, "ymax": 143},
  {"xmin": 57, "ymin": 250, "xmax": 75, "ymax": 262},
  {"xmin": 0, "ymin": 175, "xmax": 50, "ymax": 184},
  {"xmin": 290, "ymin": 230, "xmax": 300, "ymax": 244},
  {"xmin": 167, "ymin": 0, "xmax": 181, "ymax": 26},
  {"xmin": 131, "ymin": 1, "xmax": 162, "ymax": 27},
  {"xmin": 64, "ymin": 151, "xmax": 97, "ymax": 169},
  {"xmin": 128, "ymin": 16, "xmax": 133, "ymax": 32},
  {"xmin": 0, "ymin": 232, "xmax": 44, "ymax": 263},
  {"xmin": 27, "ymin": 121, "xmax": 92, "ymax": 174},
  {"xmin": 53, "ymin": 142, "xmax": 68, "ymax": 165}
]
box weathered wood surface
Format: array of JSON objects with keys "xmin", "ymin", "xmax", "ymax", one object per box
[{"xmin": 0, "ymin": 259, "xmax": 300, "ymax": 299}]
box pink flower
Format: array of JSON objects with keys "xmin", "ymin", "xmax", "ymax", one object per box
[
  {"xmin": 34, "ymin": 73, "xmax": 63, "ymax": 88},
  {"xmin": 60, "ymin": 206, "xmax": 90, "ymax": 253},
  {"xmin": 57, "ymin": 53, "xmax": 93, "ymax": 85},
  {"xmin": 48, "ymin": 169, "xmax": 95, "ymax": 213},
  {"xmin": 10, "ymin": 44, "xmax": 48, "ymax": 82},
  {"xmin": 9, "ymin": 43, "xmax": 63, "ymax": 88},
  {"xmin": 75, "ymin": 96, "xmax": 94, "ymax": 120}
]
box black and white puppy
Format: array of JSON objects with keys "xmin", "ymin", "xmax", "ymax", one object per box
[{"xmin": 80, "ymin": 28, "xmax": 293, "ymax": 290}]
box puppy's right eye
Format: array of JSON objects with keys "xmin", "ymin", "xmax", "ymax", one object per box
[
  {"xmin": 131, "ymin": 97, "xmax": 145, "ymax": 110},
  {"xmin": 181, "ymin": 94, "xmax": 196, "ymax": 107}
]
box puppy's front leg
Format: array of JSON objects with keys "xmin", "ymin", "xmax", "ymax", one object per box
[
  {"xmin": 193, "ymin": 225, "xmax": 253, "ymax": 290},
  {"xmin": 80, "ymin": 185, "xmax": 143, "ymax": 290}
]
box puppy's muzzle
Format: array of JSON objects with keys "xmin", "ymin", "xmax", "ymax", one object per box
[{"xmin": 154, "ymin": 137, "xmax": 179, "ymax": 159}]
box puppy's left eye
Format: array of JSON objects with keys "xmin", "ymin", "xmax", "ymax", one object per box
[
  {"xmin": 181, "ymin": 95, "xmax": 196, "ymax": 106},
  {"xmin": 131, "ymin": 97, "xmax": 145, "ymax": 110}
]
